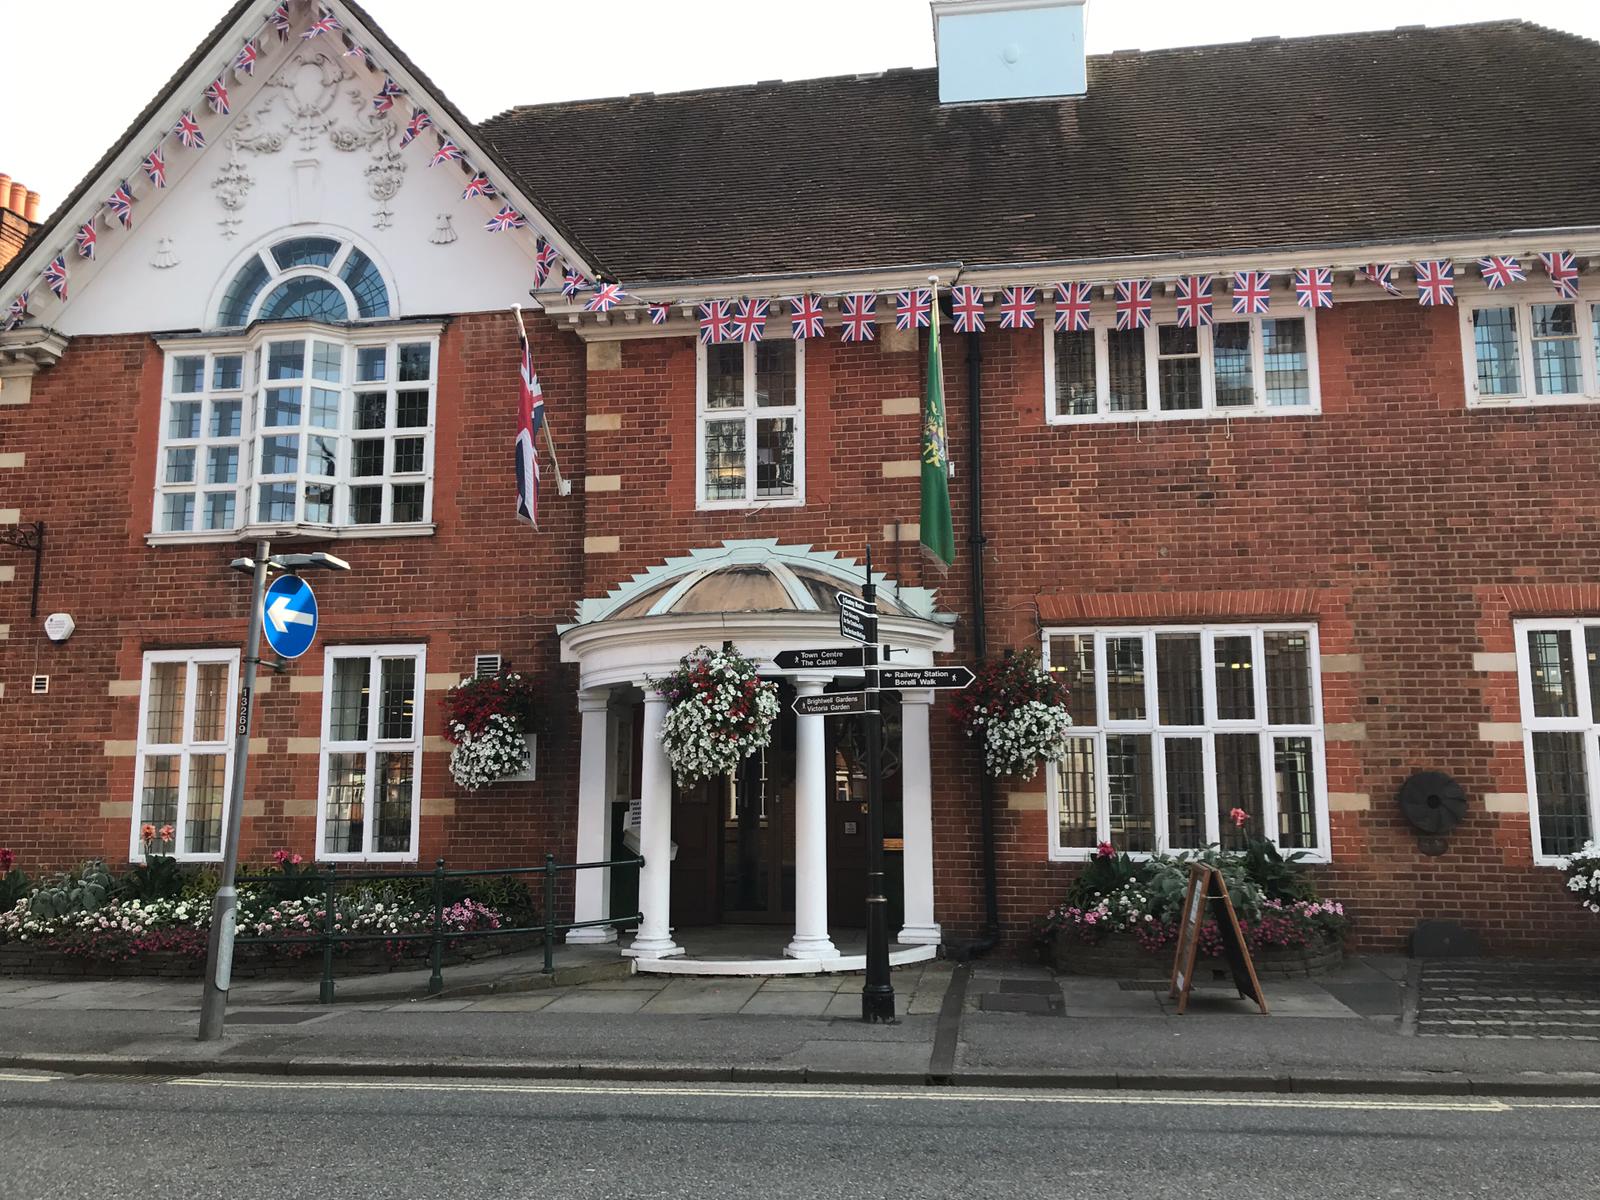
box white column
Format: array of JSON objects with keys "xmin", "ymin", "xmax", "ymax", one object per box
[
  {"xmin": 624, "ymin": 691, "xmax": 682, "ymax": 958},
  {"xmin": 566, "ymin": 691, "xmax": 616, "ymax": 944},
  {"xmin": 898, "ymin": 689, "xmax": 942, "ymax": 946},
  {"xmin": 786, "ymin": 680, "xmax": 839, "ymax": 961}
]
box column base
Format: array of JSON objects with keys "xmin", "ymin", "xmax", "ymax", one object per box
[
  {"xmin": 622, "ymin": 936, "xmax": 684, "ymax": 960},
  {"xmin": 783, "ymin": 936, "xmax": 840, "ymax": 961},
  {"xmin": 565, "ymin": 926, "xmax": 619, "ymax": 945},
  {"xmin": 896, "ymin": 923, "xmax": 944, "ymax": 947}
]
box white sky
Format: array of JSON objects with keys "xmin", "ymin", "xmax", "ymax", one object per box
[{"xmin": 3, "ymin": 0, "xmax": 1597, "ymax": 206}]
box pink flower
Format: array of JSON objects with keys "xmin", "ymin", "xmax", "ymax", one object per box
[
  {"xmin": 1095, "ymin": 841, "xmax": 1115, "ymax": 860},
  {"xmin": 141, "ymin": 823, "xmax": 156, "ymax": 842},
  {"xmin": 0, "ymin": 848, "xmax": 14, "ymax": 873},
  {"xmin": 1229, "ymin": 807, "xmax": 1249, "ymax": 828},
  {"xmin": 291, "ymin": 853, "xmax": 304, "ymax": 865},
  {"xmin": 272, "ymin": 849, "xmax": 290, "ymax": 865},
  {"xmin": 158, "ymin": 824, "xmax": 175, "ymax": 843}
]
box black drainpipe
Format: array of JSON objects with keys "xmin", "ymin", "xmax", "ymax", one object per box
[{"xmin": 966, "ymin": 329, "xmax": 1000, "ymax": 957}]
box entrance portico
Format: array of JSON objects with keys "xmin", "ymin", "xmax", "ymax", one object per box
[{"xmin": 558, "ymin": 541, "xmax": 955, "ymax": 972}]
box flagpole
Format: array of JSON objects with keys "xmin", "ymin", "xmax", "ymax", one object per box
[{"xmin": 511, "ymin": 304, "xmax": 571, "ymax": 497}]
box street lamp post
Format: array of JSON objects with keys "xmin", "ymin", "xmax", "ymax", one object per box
[{"xmin": 198, "ymin": 543, "xmax": 349, "ymax": 1042}]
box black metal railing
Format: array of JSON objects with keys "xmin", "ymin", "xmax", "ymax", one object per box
[{"xmin": 233, "ymin": 854, "xmax": 643, "ymax": 1003}]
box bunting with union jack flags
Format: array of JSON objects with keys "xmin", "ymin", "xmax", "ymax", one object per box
[
  {"xmin": 105, "ymin": 182, "xmax": 135, "ymax": 229},
  {"xmin": 461, "ymin": 172, "xmax": 496, "ymax": 200},
  {"xmin": 1413, "ymin": 259, "xmax": 1455, "ymax": 306},
  {"xmin": 790, "ymin": 294, "xmax": 825, "ymax": 340},
  {"xmin": 648, "ymin": 303, "xmax": 671, "ymax": 326},
  {"xmin": 1477, "ymin": 255, "xmax": 1525, "ymax": 290},
  {"xmin": 731, "ymin": 298, "xmax": 768, "ymax": 342},
  {"xmin": 1361, "ymin": 263, "xmax": 1402, "ymax": 297},
  {"xmin": 585, "ymin": 282, "xmax": 627, "ymax": 313},
  {"xmin": 1054, "ymin": 282, "xmax": 1092, "ymax": 332},
  {"xmin": 233, "ymin": 41, "xmax": 258, "ymax": 76},
  {"xmin": 269, "ymin": 2, "xmax": 291, "ymax": 38},
  {"xmin": 204, "ymin": 77, "xmax": 230, "ymax": 115},
  {"xmin": 895, "ymin": 288, "xmax": 932, "ymax": 331},
  {"xmin": 302, "ymin": 8, "xmax": 341, "ymax": 39},
  {"xmin": 561, "ymin": 269, "xmax": 587, "ymax": 299},
  {"xmin": 533, "ymin": 238, "xmax": 559, "ymax": 288},
  {"xmin": 950, "ymin": 285, "xmax": 985, "ymax": 334},
  {"xmin": 999, "ymin": 286, "xmax": 1037, "ymax": 330},
  {"xmin": 43, "ymin": 256, "xmax": 68, "ymax": 302},
  {"xmin": 429, "ymin": 138, "xmax": 464, "ymax": 168},
  {"xmin": 400, "ymin": 109, "xmax": 433, "ymax": 148},
  {"xmin": 3, "ymin": 291, "xmax": 29, "ymax": 332},
  {"xmin": 1293, "ymin": 267, "xmax": 1334, "ymax": 309},
  {"xmin": 1174, "ymin": 276, "xmax": 1213, "ymax": 328},
  {"xmin": 1540, "ymin": 251, "xmax": 1580, "ymax": 300},
  {"xmin": 75, "ymin": 222, "xmax": 97, "ymax": 261},
  {"xmin": 142, "ymin": 148, "xmax": 167, "ymax": 189},
  {"xmin": 1114, "ymin": 280, "xmax": 1152, "ymax": 330},
  {"xmin": 1230, "ymin": 270, "xmax": 1271, "ymax": 315},
  {"xmin": 374, "ymin": 77, "xmax": 405, "ymax": 114},
  {"xmin": 484, "ymin": 205, "xmax": 525, "ymax": 233},
  {"xmin": 699, "ymin": 300, "xmax": 732, "ymax": 345},
  {"xmin": 173, "ymin": 111, "xmax": 206, "ymax": 150},
  {"xmin": 840, "ymin": 294, "xmax": 877, "ymax": 342}
]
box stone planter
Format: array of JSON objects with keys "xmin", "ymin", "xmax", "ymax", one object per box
[{"xmin": 1049, "ymin": 930, "xmax": 1343, "ymax": 981}]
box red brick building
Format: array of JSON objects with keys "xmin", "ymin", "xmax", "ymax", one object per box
[{"xmin": 3, "ymin": 0, "xmax": 1600, "ymax": 964}]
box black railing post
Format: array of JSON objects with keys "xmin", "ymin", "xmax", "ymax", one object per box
[
  {"xmin": 428, "ymin": 857, "xmax": 446, "ymax": 996},
  {"xmin": 543, "ymin": 852, "xmax": 557, "ymax": 974},
  {"xmin": 319, "ymin": 864, "xmax": 337, "ymax": 1005}
]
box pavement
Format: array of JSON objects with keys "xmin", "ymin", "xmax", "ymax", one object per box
[{"xmin": 4, "ymin": 949, "xmax": 1600, "ymax": 1097}]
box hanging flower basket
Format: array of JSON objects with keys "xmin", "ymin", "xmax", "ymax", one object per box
[
  {"xmin": 652, "ymin": 644, "xmax": 780, "ymax": 786},
  {"xmin": 949, "ymin": 649, "xmax": 1072, "ymax": 779},
  {"xmin": 1559, "ymin": 842, "xmax": 1600, "ymax": 915},
  {"xmin": 442, "ymin": 672, "xmax": 540, "ymax": 791}
]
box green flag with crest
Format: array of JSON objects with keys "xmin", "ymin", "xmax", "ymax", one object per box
[{"xmin": 919, "ymin": 311, "xmax": 955, "ymax": 568}]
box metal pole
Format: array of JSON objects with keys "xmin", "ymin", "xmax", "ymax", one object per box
[
  {"xmin": 199, "ymin": 539, "xmax": 270, "ymax": 1040},
  {"xmin": 861, "ymin": 544, "xmax": 896, "ymax": 1022},
  {"xmin": 428, "ymin": 857, "xmax": 446, "ymax": 996}
]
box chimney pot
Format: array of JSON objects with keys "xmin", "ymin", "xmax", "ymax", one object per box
[
  {"xmin": 0, "ymin": 176, "xmax": 11, "ymax": 211},
  {"xmin": 7, "ymin": 183, "xmax": 25, "ymax": 215},
  {"xmin": 24, "ymin": 192, "xmax": 40, "ymax": 223}
]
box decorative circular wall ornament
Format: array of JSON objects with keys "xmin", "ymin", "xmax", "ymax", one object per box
[
  {"xmin": 43, "ymin": 612, "xmax": 75, "ymax": 643},
  {"xmin": 1397, "ymin": 770, "xmax": 1467, "ymax": 836}
]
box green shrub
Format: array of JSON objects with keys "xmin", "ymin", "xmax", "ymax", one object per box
[
  {"xmin": 28, "ymin": 860, "xmax": 114, "ymax": 920},
  {"xmin": 117, "ymin": 854, "xmax": 188, "ymax": 903}
]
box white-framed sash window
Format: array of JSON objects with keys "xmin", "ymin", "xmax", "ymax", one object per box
[
  {"xmin": 696, "ymin": 339, "xmax": 805, "ymax": 508},
  {"xmin": 1461, "ymin": 298, "xmax": 1600, "ymax": 406},
  {"xmin": 1041, "ymin": 624, "xmax": 1329, "ymax": 860},
  {"xmin": 131, "ymin": 649, "xmax": 240, "ymax": 862},
  {"xmin": 316, "ymin": 644, "xmax": 426, "ymax": 862},
  {"xmin": 1513, "ymin": 619, "xmax": 1600, "ymax": 863}
]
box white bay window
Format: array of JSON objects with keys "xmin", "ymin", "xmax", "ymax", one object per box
[{"xmin": 1463, "ymin": 298, "xmax": 1600, "ymax": 405}]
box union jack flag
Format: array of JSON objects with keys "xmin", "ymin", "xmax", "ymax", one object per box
[
  {"xmin": 561, "ymin": 269, "xmax": 587, "ymax": 299},
  {"xmin": 484, "ymin": 206, "xmax": 525, "ymax": 233},
  {"xmin": 895, "ymin": 288, "xmax": 933, "ymax": 331},
  {"xmin": 999, "ymin": 286, "xmax": 1037, "ymax": 330},
  {"xmin": 269, "ymin": 2, "xmax": 291, "ymax": 37},
  {"xmin": 343, "ymin": 38, "xmax": 369, "ymax": 62},
  {"xmin": 1477, "ymin": 255, "xmax": 1525, "ymax": 290},
  {"xmin": 648, "ymin": 303, "xmax": 671, "ymax": 326},
  {"xmin": 1174, "ymin": 276, "xmax": 1214, "ymax": 328},
  {"xmin": 1540, "ymin": 250, "xmax": 1581, "ymax": 300},
  {"xmin": 429, "ymin": 138, "xmax": 464, "ymax": 167},
  {"xmin": 75, "ymin": 222, "xmax": 97, "ymax": 261},
  {"xmin": 43, "ymin": 256, "xmax": 68, "ymax": 302},
  {"xmin": 731, "ymin": 298, "xmax": 769, "ymax": 342},
  {"xmin": 950, "ymin": 285, "xmax": 985, "ymax": 334},
  {"xmin": 105, "ymin": 182, "xmax": 135, "ymax": 229},
  {"xmin": 204, "ymin": 77, "xmax": 230, "ymax": 115},
  {"xmin": 514, "ymin": 322, "xmax": 544, "ymax": 529},
  {"xmin": 142, "ymin": 148, "xmax": 167, "ymax": 189},
  {"xmin": 586, "ymin": 282, "xmax": 627, "ymax": 313},
  {"xmin": 233, "ymin": 41, "xmax": 258, "ymax": 76},
  {"xmin": 1053, "ymin": 281, "xmax": 1092, "ymax": 332},
  {"xmin": 1230, "ymin": 270, "xmax": 1271, "ymax": 315},
  {"xmin": 789, "ymin": 294, "xmax": 825, "ymax": 339},
  {"xmin": 174, "ymin": 111, "xmax": 206, "ymax": 150},
  {"xmin": 840, "ymin": 294, "xmax": 877, "ymax": 342},
  {"xmin": 4, "ymin": 291, "xmax": 29, "ymax": 331},
  {"xmin": 533, "ymin": 238, "xmax": 560, "ymax": 288},
  {"xmin": 1293, "ymin": 267, "xmax": 1334, "ymax": 309},
  {"xmin": 374, "ymin": 77, "xmax": 405, "ymax": 114},
  {"xmin": 1361, "ymin": 263, "xmax": 1401, "ymax": 297},
  {"xmin": 698, "ymin": 300, "xmax": 732, "ymax": 345},
  {"xmin": 302, "ymin": 8, "xmax": 341, "ymax": 39},
  {"xmin": 461, "ymin": 172, "xmax": 496, "ymax": 200},
  {"xmin": 400, "ymin": 109, "xmax": 433, "ymax": 148},
  {"xmin": 1114, "ymin": 280, "xmax": 1152, "ymax": 330},
  {"xmin": 1414, "ymin": 259, "xmax": 1455, "ymax": 307}
]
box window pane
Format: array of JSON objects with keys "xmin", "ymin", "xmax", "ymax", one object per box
[
  {"xmin": 1215, "ymin": 732, "xmax": 1262, "ymax": 849},
  {"xmin": 398, "ymin": 343, "xmax": 431, "ymax": 382},
  {"xmin": 1262, "ymin": 318, "xmax": 1311, "ymax": 407},
  {"xmin": 1214, "ymin": 634, "xmax": 1256, "ymax": 720},
  {"xmin": 211, "ymin": 354, "xmax": 244, "ymax": 391},
  {"xmin": 703, "ymin": 419, "xmax": 745, "ymax": 500},
  {"xmin": 259, "ymin": 278, "xmax": 349, "ymax": 323},
  {"xmin": 1531, "ymin": 731, "xmax": 1591, "ymax": 856},
  {"xmin": 186, "ymin": 755, "xmax": 226, "ymax": 855},
  {"xmin": 206, "ymin": 447, "xmax": 239, "ymax": 485},
  {"xmin": 271, "ymin": 236, "xmax": 340, "ymax": 270},
  {"xmin": 161, "ymin": 493, "xmax": 195, "ymax": 533},
  {"xmin": 265, "ymin": 388, "xmax": 301, "ymax": 427},
  {"xmin": 356, "ymin": 346, "xmax": 387, "ymax": 382},
  {"xmin": 256, "ymin": 482, "xmax": 295, "ymax": 523},
  {"xmin": 1049, "ymin": 634, "xmax": 1097, "ymax": 727},
  {"xmin": 309, "ymin": 387, "xmax": 340, "ymax": 429},
  {"xmin": 755, "ymin": 343, "xmax": 795, "ymax": 408},
  {"xmin": 352, "ymin": 439, "xmax": 384, "ymax": 477},
  {"xmin": 308, "ymin": 436, "xmax": 338, "ymax": 478},
  {"xmin": 374, "ymin": 752, "xmax": 415, "ymax": 853},
  {"xmin": 1274, "ymin": 736, "xmax": 1318, "ymax": 850},
  {"xmin": 330, "ymin": 658, "xmax": 371, "ymax": 741},
  {"xmin": 1106, "ymin": 328, "xmax": 1146, "ymax": 412},
  {"xmin": 210, "ymin": 399, "xmax": 242, "ymax": 439},
  {"xmin": 356, "ymin": 393, "xmax": 387, "ymax": 430},
  {"xmin": 203, "ymin": 492, "xmax": 236, "ymax": 530},
  {"xmin": 378, "ymin": 657, "xmax": 417, "ymax": 740},
  {"xmin": 1104, "ymin": 636, "xmax": 1146, "ymax": 720},
  {"xmin": 1164, "ymin": 737, "xmax": 1205, "ymax": 849},
  {"xmin": 172, "ymin": 356, "xmax": 205, "ymax": 394},
  {"xmin": 260, "ymin": 435, "xmax": 299, "ymax": 474},
  {"xmin": 1213, "ymin": 321, "xmax": 1253, "ymax": 406},
  {"xmin": 218, "ymin": 254, "xmax": 271, "ymax": 326},
  {"xmin": 391, "ymin": 483, "xmax": 425, "ymax": 523},
  {"xmin": 754, "ymin": 417, "xmax": 795, "ymax": 499},
  {"xmin": 1265, "ymin": 631, "xmax": 1314, "ymax": 725},
  {"xmin": 139, "ymin": 755, "xmax": 180, "ymax": 833},
  {"xmin": 1472, "ymin": 307, "xmax": 1521, "ymax": 396},
  {"xmin": 192, "ymin": 663, "xmax": 229, "ymax": 742},
  {"xmin": 1105, "ymin": 734, "xmax": 1154, "ymax": 852},
  {"xmin": 1157, "ymin": 325, "xmax": 1201, "ymax": 411},
  {"xmin": 168, "ymin": 401, "xmax": 201, "ymax": 440},
  {"xmin": 303, "ymin": 483, "xmax": 334, "ymax": 524},
  {"xmin": 311, "ymin": 341, "xmax": 343, "ymax": 382},
  {"xmin": 1527, "ymin": 629, "xmax": 1579, "ymax": 719},
  {"xmin": 396, "ymin": 391, "xmax": 428, "ymax": 428},
  {"xmin": 165, "ymin": 447, "xmax": 196, "ymax": 484},
  {"xmin": 1587, "ymin": 628, "xmax": 1600, "ymax": 721},
  {"xmin": 145, "ymin": 662, "xmax": 184, "ymax": 743},
  {"xmin": 1053, "ymin": 330, "xmax": 1097, "ymax": 416},
  {"xmin": 268, "ymin": 341, "xmax": 305, "ymax": 380},
  {"xmin": 1056, "ymin": 737, "xmax": 1098, "ymax": 847},
  {"xmin": 1531, "ymin": 304, "xmax": 1581, "ymax": 395},
  {"xmin": 323, "ymin": 751, "xmax": 367, "ymax": 856},
  {"xmin": 341, "ymin": 250, "xmax": 391, "ymax": 319},
  {"xmin": 706, "ymin": 344, "xmax": 744, "ymax": 410},
  {"xmin": 393, "ymin": 437, "xmax": 425, "ymax": 474},
  {"xmin": 1156, "ymin": 633, "xmax": 1203, "ymax": 725},
  {"xmin": 350, "ymin": 485, "xmax": 383, "ymax": 525}
]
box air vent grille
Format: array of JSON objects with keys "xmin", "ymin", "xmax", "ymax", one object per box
[
  {"xmin": 474, "ymin": 654, "xmax": 503, "ymax": 680},
  {"xmin": 31, "ymin": 675, "xmax": 49, "ymax": 695}
]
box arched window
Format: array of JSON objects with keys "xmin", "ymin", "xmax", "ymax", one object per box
[{"xmin": 216, "ymin": 236, "xmax": 392, "ymax": 328}]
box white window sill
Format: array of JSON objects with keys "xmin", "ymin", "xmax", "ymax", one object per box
[
  {"xmin": 1045, "ymin": 404, "xmax": 1319, "ymax": 426},
  {"xmin": 1468, "ymin": 394, "xmax": 1600, "ymax": 410},
  {"xmin": 1049, "ymin": 846, "xmax": 1333, "ymax": 865},
  {"xmin": 696, "ymin": 497, "xmax": 806, "ymax": 512},
  {"xmin": 146, "ymin": 522, "xmax": 437, "ymax": 547},
  {"xmin": 317, "ymin": 854, "xmax": 420, "ymax": 865}
]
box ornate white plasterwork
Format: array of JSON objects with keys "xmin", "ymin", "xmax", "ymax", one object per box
[
  {"xmin": 151, "ymin": 237, "xmax": 180, "ymax": 269},
  {"xmin": 430, "ymin": 213, "xmax": 457, "ymax": 245}
]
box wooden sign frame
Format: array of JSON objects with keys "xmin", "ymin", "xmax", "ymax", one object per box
[{"xmin": 1169, "ymin": 863, "xmax": 1269, "ymax": 1016}]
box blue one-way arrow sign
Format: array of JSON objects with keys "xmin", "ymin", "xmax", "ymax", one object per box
[{"xmin": 262, "ymin": 575, "xmax": 319, "ymax": 660}]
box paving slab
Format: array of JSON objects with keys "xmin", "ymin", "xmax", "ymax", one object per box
[
  {"xmin": 738, "ymin": 991, "xmax": 834, "ymax": 1017},
  {"xmin": 464, "ymin": 993, "xmax": 561, "ymax": 1012},
  {"xmin": 640, "ymin": 980, "xmax": 763, "ymax": 1014},
  {"xmin": 542, "ymin": 989, "xmax": 653, "ymax": 1015}
]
